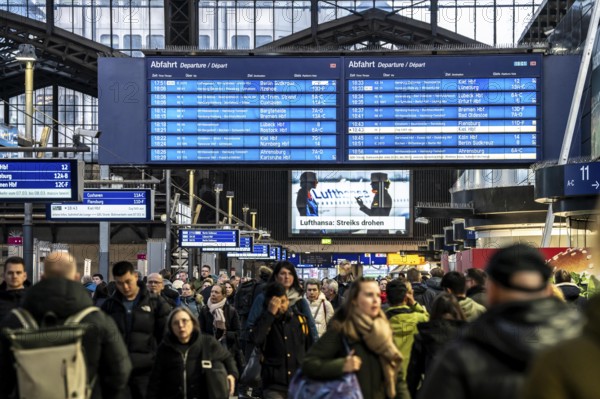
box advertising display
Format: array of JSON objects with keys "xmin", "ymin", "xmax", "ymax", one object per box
[{"xmin": 290, "ymin": 170, "xmax": 410, "ymax": 235}]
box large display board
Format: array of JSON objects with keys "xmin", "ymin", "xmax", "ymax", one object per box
[
  {"xmin": 0, "ymin": 160, "xmax": 83, "ymax": 202},
  {"xmin": 290, "ymin": 170, "xmax": 410, "ymax": 236},
  {"xmin": 143, "ymin": 55, "xmax": 541, "ymax": 164},
  {"xmin": 148, "ymin": 57, "xmax": 340, "ymax": 163},
  {"xmin": 345, "ymin": 56, "xmax": 541, "ymax": 161}
]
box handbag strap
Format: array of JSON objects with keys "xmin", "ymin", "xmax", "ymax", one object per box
[{"xmin": 342, "ymin": 335, "xmax": 352, "ymax": 355}]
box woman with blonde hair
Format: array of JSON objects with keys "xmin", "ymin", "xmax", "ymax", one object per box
[{"xmin": 301, "ymin": 277, "xmax": 408, "ymax": 399}]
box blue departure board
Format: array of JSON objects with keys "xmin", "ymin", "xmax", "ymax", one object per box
[
  {"xmin": 0, "ymin": 159, "xmax": 83, "ymax": 202},
  {"xmin": 47, "ymin": 189, "xmax": 154, "ymax": 221},
  {"xmin": 228, "ymin": 243, "xmax": 270, "ymax": 258},
  {"xmin": 179, "ymin": 229, "xmax": 240, "ymax": 248},
  {"xmin": 201, "ymin": 236, "xmax": 253, "ymax": 252},
  {"xmin": 345, "ymin": 55, "xmax": 541, "ymax": 162},
  {"xmin": 147, "ymin": 58, "xmax": 340, "ymax": 163}
]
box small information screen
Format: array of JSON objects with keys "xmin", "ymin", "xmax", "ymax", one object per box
[
  {"xmin": 228, "ymin": 243, "xmax": 270, "ymax": 258},
  {"xmin": 201, "ymin": 236, "xmax": 253, "ymax": 252},
  {"xmin": 147, "ymin": 57, "xmax": 340, "ymax": 163},
  {"xmin": 0, "ymin": 159, "xmax": 83, "ymax": 202},
  {"xmin": 179, "ymin": 229, "xmax": 240, "ymax": 248},
  {"xmin": 47, "ymin": 189, "xmax": 154, "ymax": 221}
]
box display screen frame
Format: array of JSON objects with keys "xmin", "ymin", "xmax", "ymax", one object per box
[{"xmin": 289, "ymin": 169, "xmax": 412, "ymax": 237}]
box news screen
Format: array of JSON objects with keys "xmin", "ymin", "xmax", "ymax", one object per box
[{"xmin": 290, "ymin": 170, "xmax": 410, "ymax": 236}]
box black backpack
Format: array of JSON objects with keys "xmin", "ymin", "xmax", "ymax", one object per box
[{"xmin": 234, "ymin": 280, "xmax": 260, "ymax": 317}]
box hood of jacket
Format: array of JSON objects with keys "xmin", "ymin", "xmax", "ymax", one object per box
[
  {"xmin": 463, "ymin": 297, "xmax": 583, "ymax": 369},
  {"xmin": 412, "ymin": 282, "xmax": 428, "ymax": 294},
  {"xmin": 417, "ymin": 319, "xmax": 467, "ymax": 347},
  {"xmin": 425, "ymin": 277, "xmax": 443, "ymax": 292},
  {"xmin": 556, "ymin": 282, "xmax": 582, "ymax": 301},
  {"xmin": 22, "ymin": 278, "xmax": 93, "ymax": 320}
]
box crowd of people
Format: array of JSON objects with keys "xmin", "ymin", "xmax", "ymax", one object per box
[{"xmin": 0, "ymin": 243, "xmax": 596, "ymax": 399}]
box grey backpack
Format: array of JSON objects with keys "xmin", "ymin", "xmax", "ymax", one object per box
[{"xmin": 3, "ymin": 306, "xmax": 99, "ymax": 399}]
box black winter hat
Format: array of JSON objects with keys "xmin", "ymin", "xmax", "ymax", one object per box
[{"xmin": 485, "ymin": 244, "xmax": 552, "ymax": 292}]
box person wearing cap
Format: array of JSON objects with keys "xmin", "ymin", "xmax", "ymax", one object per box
[
  {"xmin": 417, "ymin": 243, "xmax": 583, "ymax": 399},
  {"xmin": 356, "ymin": 172, "xmax": 393, "ymax": 217},
  {"xmin": 521, "ymin": 293, "xmax": 600, "ymax": 399},
  {"xmin": 296, "ymin": 171, "xmax": 319, "ymax": 216}
]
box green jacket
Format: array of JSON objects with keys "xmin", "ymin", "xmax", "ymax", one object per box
[
  {"xmin": 302, "ymin": 327, "xmax": 410, "ymax": 399},
  {"xmin": 386, "ymin": 303, "xmax": 429, "ymax": 378},
  {"xmin": 458, "ymin": 296, "xmax": 486, "ymax": 321}
]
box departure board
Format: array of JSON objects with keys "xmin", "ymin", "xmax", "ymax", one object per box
[
  {"xmin": 345, "ymin": 55, "xmax": 542, "ymax": 162},
  {"xmin": 147, "ymin": 57, "xmax": 340, "ymax": 163},
  {"xmin": 0, "ymin": 160, "xmax": 83, "ymax": 202}
]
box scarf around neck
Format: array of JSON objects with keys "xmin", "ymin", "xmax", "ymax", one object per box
[
  {"xmin": 287, "ymin": 288, "xmax": 302, "ymax": 306},
  {"xmin": 349, "ymin": 310, "xmax": 403, "ymax": 398},
  {"xmin": 208, "ymin": 297, "xmax": 227, "ymax": 328}
]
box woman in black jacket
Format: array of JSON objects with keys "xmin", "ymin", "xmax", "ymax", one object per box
[
  {"xmin": 406, "ymin": 292, "xmax": 467, "ymax": 398},
  {"xmin": 147, "ymin": 307, "xmax": 238, "ymax": 399}
]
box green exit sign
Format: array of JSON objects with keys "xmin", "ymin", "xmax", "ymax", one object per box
[{"xmin": 321, "ymin": 238, "xmax": 332, "ymax": 245}]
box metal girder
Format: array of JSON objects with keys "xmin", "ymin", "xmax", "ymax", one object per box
[
  {"xmin": 0, "ymin": 10, "xmax": 127, "ymax": 99},
  {"xmin": 265, "ymin": 8, "xmax": 480, "ymax": 49}
]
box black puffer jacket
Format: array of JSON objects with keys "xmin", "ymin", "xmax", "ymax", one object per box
[
  {"xmin": 412, "ymin": 282, "xmax": 437, "ymax": 312},
  {"xmin": 251, "ymin": 309, "xmax": 312, "ymax": 392},
  {"xmin": 0, "ymin": 282, "xmax": 26, "ymax": 322},
  {"xmin": 0, "ymin": 278, "xmax": 132, "ymax": 399},
  {"xmin": 147, "ymin": 331, "xmax": 238, "ymax": 399},
  {"xmin": 418, "ymin": 297, "xmax": 583, "ymax": 399},
  {"xmin": 406, "ymin": 319, "xmax": 466, "ymax": 398},
  {"xmin": 101, "ymin": 282, "xmax": 171, "ymax": 374}
]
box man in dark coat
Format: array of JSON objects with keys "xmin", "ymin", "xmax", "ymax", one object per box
[
  {"xmin": 102, "ymin": 261, "xmax": 171, "ymax": 399},
  {"xmin": 0, "ymin": 251, "xmax": 132, "ymax": 399},
  {"xmin": 418, "ymin": 244, "xmax": 583, "ymax": 399},
  {"xmin": 0, "ymin": 257, "xmax": 28, "ymax": 321},
  {"xmin": 251, "ymin": 282, "xmax": 312, "ymax": 399},
  {"xmin": 407, "ymin": 267, "xmax": 437, "ymax": 312}
]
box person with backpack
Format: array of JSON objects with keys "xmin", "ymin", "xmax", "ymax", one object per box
[
  {"xmin": 0, "ymin": 251, "xmax": 132, "ymax": 399},
  {"xmin": 102, "ymin": 261, "xmax": 171, "ymax": 399}
]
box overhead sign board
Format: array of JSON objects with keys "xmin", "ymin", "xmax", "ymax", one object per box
[
  {"xmin": 564, "ymin": 162, "xmax": 600, "ymax": 197},
  {"xmin": 47, "ymin": 189, "xmax": 154, "ymax": 221},
  {"xmin": 228, "ymin": 243, "xmax": 270, "ymax": 258},
  {"xmin": 179, "ymin": 229, "xmax": 240, "ymax": 248},
  {"xmin": 201, "ymin": 236, "xmax": 253, "ymax": 252},
  {"xmin": 0, "ymin": 159, "xmax": 83, "ymax": 202}
]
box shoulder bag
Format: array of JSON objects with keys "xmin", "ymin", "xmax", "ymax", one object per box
[{"xmin": 288, "ymin": 336, "xmax": 363, "ymax": 399}]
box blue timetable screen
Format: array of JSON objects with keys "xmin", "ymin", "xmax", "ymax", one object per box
[
  {"xmin": 345, "ymin": 56, "xmax": 541, "ymax": 162},
  {"xmin": 147, "ymin": 58, "xmax": 340, "ymax": 163},
  {"xmin": 143, "ymin": 55, "xmax": 541, "ymax": 164}
]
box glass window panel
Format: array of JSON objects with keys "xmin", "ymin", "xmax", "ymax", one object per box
[
  {"xmin": 232, "ymin": 35, "xmax": 250, "ymax": 48},
  {"xmin": 100, "ymin": 34, "xmax": 120, "ymax": 49},
  {"xmin": 147, "ymin": 34, "xmax": 165, "ymax": 48},
  {"xmin": 256, "ymin": 34, "xmax": 273, "ymax": 46},
  {"xmin": 199, "ymin": 35, "xmax": 211, "ymax": 49}
]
